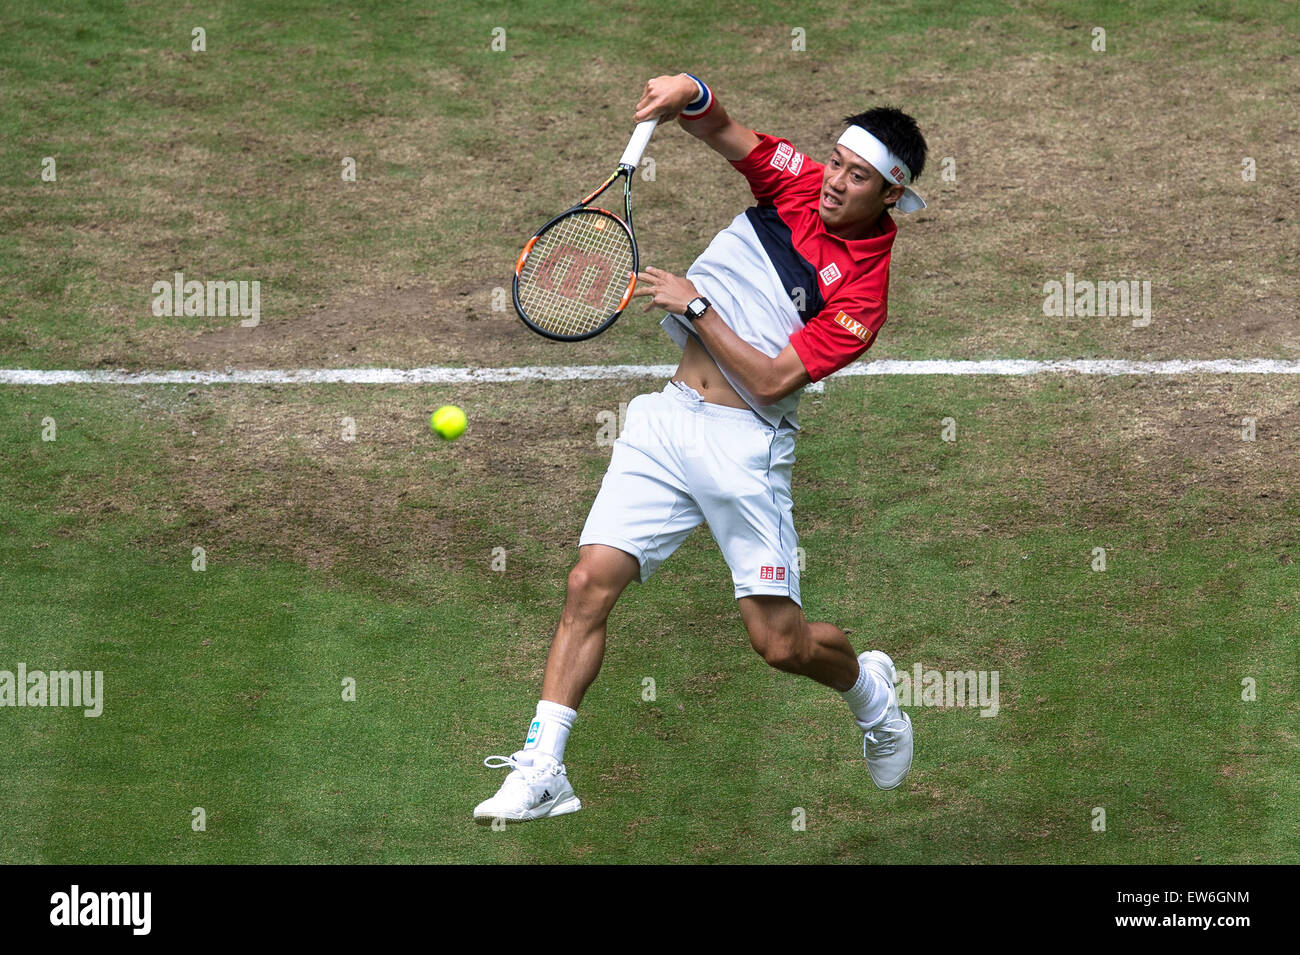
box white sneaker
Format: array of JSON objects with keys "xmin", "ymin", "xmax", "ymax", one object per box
[
  {"xmin": 857, "ymin": 651, "xmax": 914, "ymax": 790},
  {"xmin": 473, "ymin": 750, "xmax": 582, "ymax": 824}
]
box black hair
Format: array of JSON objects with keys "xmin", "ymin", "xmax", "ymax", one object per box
[{"xmin": 841, "ymin": 106, "xmax": 927, "ymax": 206}]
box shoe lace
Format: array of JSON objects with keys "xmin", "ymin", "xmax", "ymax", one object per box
[
  {"xmin": 483, "ymin": 752, "xmax": 555, "ymax": 787},
  {"xmin": 863, "ymin": 718, "xmax": 910, "ymax": 758}
]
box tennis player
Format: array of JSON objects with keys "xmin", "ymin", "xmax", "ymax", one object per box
[{"xmin": 475, "ymin": 73, "xmax": 928, "ymax": 822}]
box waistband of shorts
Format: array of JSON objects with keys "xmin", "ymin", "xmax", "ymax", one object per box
[{"xmin": 662, "ymin": 380, "xmax": 769, "ymax": 428}]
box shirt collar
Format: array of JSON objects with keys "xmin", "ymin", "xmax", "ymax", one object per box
[{"xmin": 825, "ymin": 210, "xmax": 896, "ymax": 264}]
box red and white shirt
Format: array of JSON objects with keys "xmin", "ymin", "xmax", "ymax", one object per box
[{"xmin": 660, "ymin": 131, "xmax": 895, "ymax": 429}]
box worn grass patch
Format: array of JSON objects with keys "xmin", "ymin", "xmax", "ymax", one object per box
[{"xmin": 2, "ymin": 2, "xmax": 1296, "ymax": 370}]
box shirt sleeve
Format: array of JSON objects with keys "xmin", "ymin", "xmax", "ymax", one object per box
[
  {"xmin": 788, "ymin": 294, "xmax": 886, "ymax": 383},
  {"xmin": 729, "ymin": 131, "xmax": 823, "ymax": 206}
]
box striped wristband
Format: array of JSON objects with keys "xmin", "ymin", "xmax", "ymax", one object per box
[{"xmin": 681, "ymin": 73, "xmax": 714, "ymax": 120}]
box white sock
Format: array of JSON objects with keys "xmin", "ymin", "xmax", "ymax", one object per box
[
  {"xmin": 522, "ymin": 699, "xmax": 576, "ymax": 764},
  {"xmin": 841, "ymin": 662, "xmax": 891, "ymax": 729}
]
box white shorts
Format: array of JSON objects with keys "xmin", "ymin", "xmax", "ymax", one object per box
[{"xmin": 579, "ymin": 380, "xmax": 801, "ymax": 605}]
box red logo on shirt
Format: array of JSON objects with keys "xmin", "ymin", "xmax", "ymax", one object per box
[
  {"xmin": 770, "ymin": 142, "xmax": 794, "ymax": 171},
  {"xmin": 819, "ymin": 262, "xmax": 842, "ymax": 286},
  {"xmin": 760, "ymin": 565, "xmax": 774, "ymax": 580},
  {"xmin": 775, "ymin": 566, "xmax": 786, "ymax": 581}
]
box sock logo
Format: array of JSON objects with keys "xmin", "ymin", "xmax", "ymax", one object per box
[{"xmin": 525, "ymin": 719, "xmax": 540, "ymax": 745}]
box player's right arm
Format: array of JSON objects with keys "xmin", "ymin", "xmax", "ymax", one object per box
[{"xmin": 634, "ymin": 74, "xmax": 759, "ymax": 161}]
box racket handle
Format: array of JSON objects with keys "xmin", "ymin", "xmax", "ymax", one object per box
[{"xmin": 619, "ymin": 118, "xmax": 659, "ymax": 170}]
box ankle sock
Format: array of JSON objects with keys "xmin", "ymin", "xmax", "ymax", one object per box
[
  {"xmin": 840, "ymin": 662, "xmax": 890, "ymax": 728},
  {"xmin": 522, "ymin": 699, "xmax": 576, "ymax": 764}
]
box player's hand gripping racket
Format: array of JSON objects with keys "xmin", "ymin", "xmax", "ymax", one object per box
[{"xmin": 513, "ymin": 118, "xmax": 658, "ymax": 341}]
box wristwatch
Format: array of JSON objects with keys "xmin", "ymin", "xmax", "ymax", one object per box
[{"xmin": 684, "ymin": 296, "xmax": 711, "ymax": 321}]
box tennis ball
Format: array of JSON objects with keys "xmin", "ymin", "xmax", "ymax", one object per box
[{"xmin": 431, "ymin": 405, "xmax": 467, "ymax": 440}]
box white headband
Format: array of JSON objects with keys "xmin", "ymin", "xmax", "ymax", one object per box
[{"xmin": 836, "ymin": 125, "xmax": 927, "ymax": 213}]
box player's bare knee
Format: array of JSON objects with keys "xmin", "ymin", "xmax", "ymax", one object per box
[
  {"xmin": 566, "ymin": 562, "xmax": 594, "ymax": 598},
  {"xmin": 752, "ymin": 629, "xmax": 810, "ymax": 673},
  {"xmin": 763, "ymin": 640, "xmax": 807, "ymax": 673},
  {"xmin": 565, "ymin": 561, "xmax": 618, "ymax": 619}
]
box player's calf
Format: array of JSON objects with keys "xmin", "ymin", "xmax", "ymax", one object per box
[{"xmin": 738, "ymin": 596, "xmax": 856, "ymax": 689}]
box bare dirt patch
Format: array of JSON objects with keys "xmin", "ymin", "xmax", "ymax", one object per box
[
  {"xmin": 939, "ymin": 374, "xmax": 1300, "ymax": 542},
  {"xmin": 20, "ymin": 20, "xmax": 1296, "ymax": 373},
  {"xmin": 179, "ymin": 283, "xmax": 520, "ymax": 369},
  {"xmin": 116, "ymin": 380, "xmax": 640, "ymax": 590},
  {"xmin": 58, "ymin": 371, "xmax": 1282, "ymax": 604}
]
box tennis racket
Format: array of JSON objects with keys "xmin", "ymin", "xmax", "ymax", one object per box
[{"xmin": 513, "ymin": 118, "xmax": 658, "ymax": 341}]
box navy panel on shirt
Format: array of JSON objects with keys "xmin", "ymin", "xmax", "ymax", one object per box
[{"xmin": 743, "ymin": 206, "xmax": 825, "ymax": 323}]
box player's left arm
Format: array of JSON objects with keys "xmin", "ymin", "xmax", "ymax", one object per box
[
  {"xmin": 639, "ymin": 267, "xmax": 887, "ymax": 402},
  {"xmin": 635, "ymin": 266, "xmax": 810, "ymax": 405},
  {"xmin": 690, "ymin": 313, "xmax": 810, "ymax": 406}
]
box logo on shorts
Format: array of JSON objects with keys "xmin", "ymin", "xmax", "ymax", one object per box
[
  {"xmin": 760, "ymin": 565, "xmax": 787, "ymax": 581},
  {"xmin": 819, "ymin": 262, "xmax": 842, "ymax": 286},
  {"xmin": 788, "ymin": 152, "xmax": 805, "ymax": 175},
  {"xmin": 770, "ymin": 142, "xmax": 794, "ymax": 171}
]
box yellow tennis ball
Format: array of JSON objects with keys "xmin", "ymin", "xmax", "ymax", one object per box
[{"xmin": 431, "ymin": 405, "xmax": 467, "ymax": 440}]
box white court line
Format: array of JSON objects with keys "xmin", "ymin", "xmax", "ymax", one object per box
[{"xmin": 1, "ymin": 358, "xmax": 1299, "ymax": 388}]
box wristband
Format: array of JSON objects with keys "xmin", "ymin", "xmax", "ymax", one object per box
[{"xmin": 680, "ymin": 73, "xmax": 714, "ymax": 120}]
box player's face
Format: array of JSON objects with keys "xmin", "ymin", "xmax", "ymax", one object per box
[{"xmin": 820, "ymin": 146, "xmax": 900, "ymax": 235}]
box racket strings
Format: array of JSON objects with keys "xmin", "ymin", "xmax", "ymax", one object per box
[{"xmin": 517, "ymin": 210, "xmax": 635, "ymax": 338}]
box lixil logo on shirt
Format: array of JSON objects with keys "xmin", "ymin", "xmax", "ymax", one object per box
[
  {"xmin": 834, "ymin": 311, "xmax": 871, "ymax": 343},
  {"xmin": 819, "ymin": 262, "xmax": 842, "ymax": 286}
]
